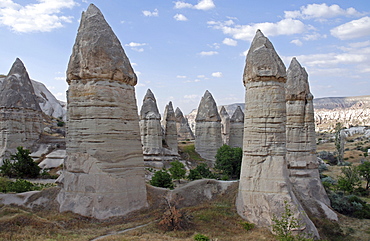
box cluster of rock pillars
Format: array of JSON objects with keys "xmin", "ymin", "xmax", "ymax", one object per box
[{"xmin": 0, "ymin": 4, "xmax": 340, "ymax": 238}]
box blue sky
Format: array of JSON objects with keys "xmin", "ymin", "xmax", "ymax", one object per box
[{"xmin": 0, "ymin": 0, "xmax": 369, "ymax": 114}]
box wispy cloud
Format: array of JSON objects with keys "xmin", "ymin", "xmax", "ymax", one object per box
[
  {"xmin": 174, "ymin": 13, "xmax": 188, "ymax": 21},
  {"xmin": 222, "ymin": 38, "xmax": 237, "ymax": 46},
  {"xmin": 284, "ymin": 3, "xmax": 362, "ymax": 20},
  {"xmin": 125, "ymin": 42, "xmax": 147, "ymax": 52},
  {"xmin": 0, "ymin": 0, "xmax": 77, "ymax": 33},
  {"xmin": 143, "ymin": 8, "xmax": 158, "ymax": 17},
  {"xmin": 176, "ymin": 75, "xmax": 187, "ymax": 79},
  {"xmin": 211, "ymin": 72, "xmax": 223, "ymax": 78},
  {"xmin": 331, "ymin": 16, "xmax": 370, "ymax": 40},
  {"xmin": 174, "ymin": 0, "xmax": 215, "ymax": 11},
  {"xmin": 290, "ymin": 39, "xmax": 303, "ymax": 46},
  {"xmin": 198, "ymin": 51, "xmax": 218, "ymax": 56}
]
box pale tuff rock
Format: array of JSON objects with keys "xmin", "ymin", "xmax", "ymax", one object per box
[
  {"xmin": 162, "ymin": 101, "xmax": 178, "ymax": 154},
  {"xmin": 195, "ymin": 90, "xmax": 222, "ymax": 162},
  {"xmin": 229, "ymin": 106, "xmax": 244, "ymax": 148},
  {"xmin": 286, "ymin": 58, "xmax": 335, "ymax": 220},
  {"xmin": 236, "ymin": 30, "xmax": 319, "ymax": 237},
  {"xmin": 0, "ymin": 58, "xmax": 43, "ymax": 161},
  {"xmin": 219, "ymin": 106, "xmax": 230, "ymax": 145},
  {"xmin": 58, "ymin": 4, "xmax": 147, "ymax": 219},
  {"xmin": 139, "ymin": 89, "xmax": 163, "ymax": 155},
  {"xmin": 175, "ymin": 107, "xmax": 194, "ymax": 141}
]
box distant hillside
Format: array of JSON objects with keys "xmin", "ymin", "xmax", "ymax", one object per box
[{"xmin": 186, "ymin": 95, "xmax": 370, "ymax": 133}]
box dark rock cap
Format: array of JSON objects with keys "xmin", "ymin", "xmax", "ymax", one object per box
[
  {"xmin": 67, "ymin": 4, "xmax": 137, "ymax": 85},
  {"xmin": 140, "ymin": 89, "xmax": 160, "ymax": 119},
  {"xmin": 195, "ymin": 90, "xmax": 221, "ymax": 122},
  {"xmin": 243, "ymin": 29, "xmax": 286, "ymax": 85},
  {"xmin": 230, "ymin": 106, "xmax": 244, "ymax": 123},
  {"xmin": 286, "ymin": 57, "xmax": 310, "ymax": 101},
  {"xmin": 0, "ymin": 58, "xmax": 41, "ymax": 111}
]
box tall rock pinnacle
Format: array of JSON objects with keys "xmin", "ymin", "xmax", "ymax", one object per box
[
  {"xmin": 175, "ymin": 107, "xmax": 194, "ymax": 141},
  {"xmin": 229, "ymin": 106, "xmax": 244, "ymax": 148},
  {"xmin": 162, "ymin": 101, "xmax": 178, "ymax": 154},
  {"xmin": 58, "ymin": 4, "xmax": 147, "ymax": 219},
  {"xmin": 219, "ymin": 106, "xmax": 230, "ymax": 145},
  {"xmin": 236, "ymin": 30, "xmax": 319, "ymax": 237},
  {"xmin": 195, "ymin": 90, "xmax": 222, "ymax": 162}
]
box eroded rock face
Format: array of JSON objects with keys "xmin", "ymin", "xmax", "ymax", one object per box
[
  {"xmin": 139, "ymin": 89, "xmax": 163, "ymax": 155},
  {"xmin": 0, "ymin": 58, "xmax": 43, "ymax": 161},
  {"xmin": 229, "ymin": 106, "xmax": 244, "ymax": 148},
  {"xmin": 57, "ymin": 4, "xmax": 147, "ymax": 219},
  {"xmin": 236, "ymin": 30, "xmax": 319, "ymax": 237},
  {"xmin": 219, "ymin": 106, "xmax": 230, "ymax": 145},
  {"xmin": 286, "ymin": 58, "xmax": 335, "ymax": 220},
  {"xmin": 175, "ymin": 107, "xmax": 194, "ymax": 141},
  {"xmin": 195, "ymin": 90, "xmax": 222, "ymax": 162},
  {"xmin": 162, "ymin": 101, "xmax": 178, "ymax": 154}
]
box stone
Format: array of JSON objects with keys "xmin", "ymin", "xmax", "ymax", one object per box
[
  {"xmin": 57, "ymin": 4, "xmax": 147, "ymax": 219},
  {"xmin": 174, "ymin": 107, "xmax": 194, "ymax": 141},
  {"xmin": 286, "ymin": 57, "xmax": 336, "ymax": 220},
  {"xmin": 162, "ymin": 101, "xmax": 178, "ymax": 154},
  {"xmin": 229, "ymin": 106, "xmax": 244, "ymax": 148},
  {"xmin": 195, "ymin": 90, "xmax": 222, "ymax": 162},
  {"xmin": 0, "ymin": 58, "xmax": 43, "ymax": 161},
  {"xmin": 139, "ymin": 89, "xmax": 163, "ymax": 155},
  {"xmin": 219, "ymin": 106, "xmax": 230, "ymax": 145},
  {"xmin": 236, "ymin": 30, "xmax": 319, "ymax": 237}
]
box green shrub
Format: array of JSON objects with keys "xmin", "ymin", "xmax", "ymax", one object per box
[
  {"xmin": 0, "ymin": 178, "xmax": 55, "ymax": 193},
  {"xmin": 187, "ymin": 169, "xmax": 202, "ymax": 181},
  {"xmin": 194, "ymin": 233, "xmax": 210, "ymax": 241},
  {"xmin": 241, "ymin": 221, "xmax": 255, "ymax": 231},
  {"xmin": 187, "ymin": 163, "xmax": 214, "ymax": 181},
  {"xmin": 150, "ymin": 169, "xmax": 174, "ymax": 189},
  {"xmin": 169, "ymin": 160, "xmax": 186, "ymax": 181},
  {"xmin": 358, "ymin": 161, "xmax": 370, "ymax": 190},
  {"xmin": 328, "ymin": 191, "xmax": 370, "ymax": 219},
  {"xmin": 0, "ymin": 146, "xmax": 40, "ymax": 178},
  {"xmin": 337, "ymin": 166, "xmax": 361, "ymax": 194},
  {"xmin": 215, "ymin": 145, "xmax": 242, "ymax": 179}
]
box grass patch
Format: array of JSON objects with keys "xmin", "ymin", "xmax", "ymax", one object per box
[{"xmin": 179, "ymin": 144, "xmax": 205, "ymax": 163}]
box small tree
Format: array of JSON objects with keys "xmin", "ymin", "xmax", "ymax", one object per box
[
  {"xmin": 187, "ymin": 163, "xmax": 214, "ymax": 181},
  {"xmin": 215, "ymin": 145, "xmax": 242, "ymax": 179},
  {"xmin": 150, "ymin": 169, "xmax": 174, "ymax": 189},
  {"xmin": 169, "ymin": 160, "xmax": 186, "ymax": 181},
  {"xmin": 334, "ymin": 122, "xmax": 345, "ymax": 165},
  {"xmin": 337, "ymin": 166, "xmax": 361, "ymax": 194},
  {"xmin": 358, "ymin": 161, "xmax": 370, "ymax": 190},
  {"xmin": 0, "ymin": 146, "xmax": 40, "ymax": 178}
]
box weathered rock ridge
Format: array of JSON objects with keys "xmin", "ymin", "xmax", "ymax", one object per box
[
  {"xmin": 57, "ymin": 4, "xmax": 147, "ymax": 219},
  {"xmin": 236, "ymin": 30, "xmax": 318, "ymax": 237},
  {"xmin": 0, "ymin": 58, "xmax": 43, "ymax": 161},
  {"xmin": 195, "ymin": 90, "xmax": 222, "ymax": 162}
]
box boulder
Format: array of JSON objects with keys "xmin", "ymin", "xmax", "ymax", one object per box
[
  {"xmin": 229, "ymin": 106, "xmax": 244, "ymax": 148},
  {"xmin": 195, "ymin": 90, "xmax": 222, "ymax": 162},
  {"xmin": 236, "ymin": 30, "xmax": 319, "ymax": 237},
  {"xmin": 219, "ymin": 106, "xmax": 230, "ymax": 145},
  {"xmin": 57, "ymin": 4, "xmax": 147, "ymax": 219}
]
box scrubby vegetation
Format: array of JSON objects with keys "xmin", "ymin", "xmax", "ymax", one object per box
[
  {"xmin": 0, "ymin": 177, "xmax": 55, "ymax": 193},
  {"xmin": 214, "ymin": 145, "xmax": 242, "ymax": 179}
]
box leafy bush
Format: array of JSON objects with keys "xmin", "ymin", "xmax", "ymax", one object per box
[
  {"xmin": 0, "ymin": 177, "xmax": 55, "ymax": 193},
  {"xmin": 328, "ymin": 191, "xmax": 370, "ymax": 219},
  {"xmin": 337, "ymin": 166, "xmax": 361, "ymax": 194},
  {"xmin": 194, "ymin": 234, "xmax": 210, "ymax": 241},
  {"xmin": 0, "ymin": 146, "xmax": 40, "ymax": 178},
  {"xmin": 241, "ymin": 221, "xmax": 255, "ymax": 231},
  {"xmin": 358, "ymin": 161, "xmax": 370, "ymax": 190},
  {"xmin": 150, "ymin": 169, "xmax": 174, "ymax": 189},
  {"xmin": 169, "ymin": 160, "xmax": 186, "ymax": 181},
  {"xmin": 215, "ymin": 145, "xmax": 242, "ymax": 179},
  {"xmin": 187, "ymin": 163, "xmax": 214, "ymax": 181}
]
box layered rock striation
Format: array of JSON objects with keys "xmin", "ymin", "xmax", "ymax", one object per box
[
  {"xmin": 286, "ymin": 58, "xmax": 335, "ymax": 220},
  {"xmin": 162, "ymin": 101, "xmax": 178, "ymax": 154},
  {"xmin": 195, "ymin": 90, "xmax": 222, "ymax": 162},
  {"xmin": 236, "ymin": 30, "xmax": 318, "ymax": 237},
  {"xmin": 175, "ymin": 107, "xmax": 194, "ymax": 141},
  {"xmin": 139, "ymin": 89, "xmax": 163, "ymax": 156},
  {"xmin": 229, "ymin": 106, "xmax": 244, "ymax": 148},
  {"xmin": 0, "ymin": 58, "xmax": 43, "ymax": 161},
  {"xmin": 219, "ymin": 106, "xmax": 230, "ymax": 145},
  {"xmin": 57, "ymin": 4, "xmax": 147, "ymax": 219}
]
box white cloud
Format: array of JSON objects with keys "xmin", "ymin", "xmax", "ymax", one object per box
[
  {"xmin": 349, "ymin": 40, "xmax": 370, "ymax": 48},
  {"xmin": 184, "ymin": 94, "xmax": 199, "ymax": 99},
  {"xmin": 198, "ymin": 51, "xmax": 218, "ymax": 56},
  {"xmin": 125, "ymin": 42, "xmax": 147, "ymax": 47},
  {"xmin": 222, "ymin": 38, "xmax": 237, "ymax": 46},
  {"xmin": 176, "ymin": 75, "xmax": 187, "ymax": 79},
  {"xmin": 174, "ymin": 13, "xmax": 187, "ymax": 21},
  {"xmin": 173, "ymin": 0, "xmax": 215, "ymax": 11},
  {"xmin": 211, "ymin": 72, "xmax": 223, "ymax": 78},
  {"xmin": 142, "ymin": 8, "xmax": 158, "ymax": 17},
  {"xmin": 284, "ymin": 3, "xmax": 362, "ymax": 20},
  {"xmin": 209, "ymin": 18, "xmax": 305, "ymax": 41},
  {"xmin": 303, "ymin": 32, "xmax": 326, "ymax": 41},
  {"xmin": 54, "ymin": 76, "xmax": 65, "ymax": 81},
  {"xmin": 290, "ymin": 39, "xmax": 303, "ymax": 46},
  {"xmin": 197, "ymin": 75, "xmax": 206, "ymax": 78},
  {"xmin": 0, "ymin": 0, "xmax": 77, "ymax": 33},
  {"xmin": 208, "ymin": 43, "xmax": 220, "ymax": 49},
  {"xmin": 331, "ymin": 16, "xmax": 370, "ymax": 40}
]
